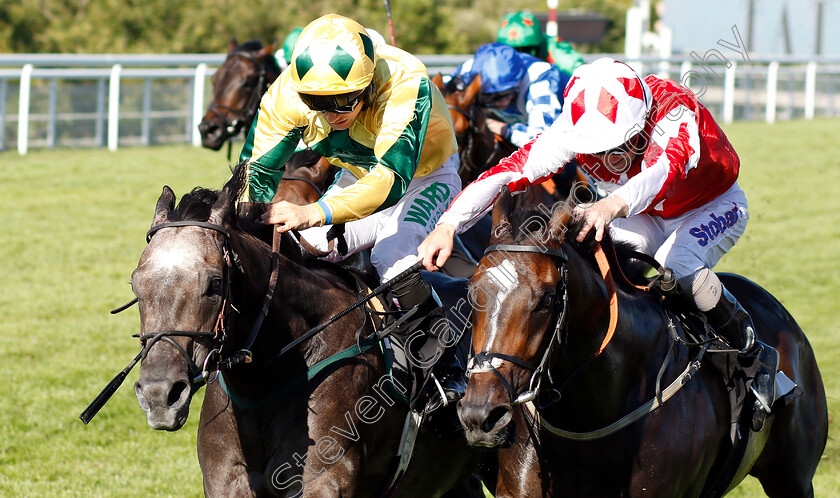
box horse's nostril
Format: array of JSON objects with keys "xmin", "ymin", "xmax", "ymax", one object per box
[
  {"xmin": 168, "ymin": 381, "xmax": 189, "ymax": 407},
  {"xmin": 482, "ymin": 405, "xmax": 512, "ymax": 433}
]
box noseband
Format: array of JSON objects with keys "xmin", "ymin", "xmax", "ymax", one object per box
[
  {"xmin": 467, "ymin": 244, "xmax": 569, "ymax": 405},
  {"xmin": 205, "ymin": 51, "xmax": 269, "ymax": 137}
]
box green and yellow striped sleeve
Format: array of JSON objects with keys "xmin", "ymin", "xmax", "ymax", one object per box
[{"xmin": 238, "ymin": 72, "xmax": 307, "ymax": 203}]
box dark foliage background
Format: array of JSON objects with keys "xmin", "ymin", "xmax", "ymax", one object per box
[{"xmin": 0, "ymin": 0, "xmax": 632, "ymax": 55}]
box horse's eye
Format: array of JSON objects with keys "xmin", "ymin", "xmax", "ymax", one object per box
[
  {"xmin": 538, "ymin": 293, "xmax": 554, "ymax": 310},
  {"xmin": 209, "ymin": 278, "xmax": 222, "ymax": 295}
]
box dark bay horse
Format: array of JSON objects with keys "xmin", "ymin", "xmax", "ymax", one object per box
[
  {"xmin": 198, "ymin": 39, "xmax": 281, "ymax": 151},
  {"xmin": 131, "ymin": 163, "xmax": 490, "ymax": 497},
  {"xmin": 458, "ymin": 191, "xmax": 827, "ymax": 497}
]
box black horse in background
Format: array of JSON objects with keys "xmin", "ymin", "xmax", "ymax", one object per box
[
  {"xmin": 458, "ymin": 191, "xmax": 827, "ymax": 497},
  {"xmin": 198, "ymin": 39, "xmax": 281, "ymax": 151},
  {"xmin": 130, "ymin": 162, "xmax": 493, "ymax": 496}
]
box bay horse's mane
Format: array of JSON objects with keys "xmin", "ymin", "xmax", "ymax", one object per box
[
  {"xmin": 167, "ymin": 162, "xmax": 248, "ymax": 229},
  {"xmin": 505, "ymin": 207, "xmax": 650, "ymax": 288}
]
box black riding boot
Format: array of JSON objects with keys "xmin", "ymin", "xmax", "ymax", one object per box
[
  {"xmin": 702, "ymin": 283, "xmax": 778, "ymax": 416},
  {"xmin": 391, "ymin": 272, "xmax": 466, "ymax": 412},
  {"xmin": 426, "ymin": 331, "xmax": 469, "ymax": 413}
]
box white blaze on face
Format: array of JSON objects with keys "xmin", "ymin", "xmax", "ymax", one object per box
[
  {"xmin": 483, "ymin": 259, "xmax": 520, "ymax": 350},
  {"xmin": 153, "ymin": 246, "xmax": 191, "ymax": 269},
  {"xmin": 141, "ymin": 237, "xmax": 205, "ymax": 286}
]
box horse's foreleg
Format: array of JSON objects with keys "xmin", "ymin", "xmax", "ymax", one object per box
[{"xmin": 198, "ymin": 384, "xmax": 265, "ymax": 496}]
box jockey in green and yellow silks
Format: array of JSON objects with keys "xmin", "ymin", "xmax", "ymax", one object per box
[
  {"xmin": 238, "ymin": 14, "xmax": 465, "ymax": 412},
  {"xmin": 240, "ymin": 15, "xmax": 457, "ymax": 224}
]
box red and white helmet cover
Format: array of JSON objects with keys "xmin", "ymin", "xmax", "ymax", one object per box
[{"xmin": 557, "ymin": 58, "xmax": 652, "ymax": 154}]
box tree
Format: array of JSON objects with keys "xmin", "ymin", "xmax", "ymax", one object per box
[{"xmin": 0, "ymin": 0, "xmax": 633, "ymax": 55}]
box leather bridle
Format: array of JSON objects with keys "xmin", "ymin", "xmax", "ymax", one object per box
[
  {"xmin": 205, "ymin": 51, "xmax": 269, "ymax": 139},
  {"xmin": 130, "ymin": 219, "xmax": 278, "ymax": 385},
  {"xmin": 138, "ymin": 221, "xmax": 240, "ymax": 385},
  {"xmin": 466, "ymin": 244, "xmax": 569, "ymax": 405}
]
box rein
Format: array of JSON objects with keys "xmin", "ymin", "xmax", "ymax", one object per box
[
  {"xmin": 523, "ymin": 343, "xmax": 708, "ymax": 440},
  {"xmin": 280, "ymin": 174, "xmax": 324, "ymax": 198}
]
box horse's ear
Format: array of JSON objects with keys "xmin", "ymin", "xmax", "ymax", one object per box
[
  {"xmin": 259, "ymin": 42, "xmax": 276, "ymax": 59},
  {"xmin": 227, "ymin": 38, "xmax": 238, "ymax": 54},
  {"xmin": 463, "ymin": 74, "xmax": 482, "ymax": 106},
  {"xmin": 210, "ymin": 162, "xmax": 248, "ymax": 225},
  {"xmin": 548, "ymin": 201, "xmax": 575, "ymax": 243},
  {"xmin": 152, "ymin": 186, "xmax": 175, "ymax": 227},
  {"xmin": 209, "ymin": 186, "xmax": 232, "ymax": 226},
  {"xmin": 431, "ymin": 73, "xmax": 444, "ymax": 92},
  {"xmin": 490, "ymin": 187, "xmax": 513, "ymax": 243}
]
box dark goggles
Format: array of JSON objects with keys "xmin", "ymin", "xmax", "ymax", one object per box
[
  {"xmin": 476, "ymin": 87, "xmax": 518, "ymax": 107},
  {"xmin": 596, "ymin": 134, "xmax": 644, "ymax": 156},
  {"xmin": 299, "ymin": 90, "xmax": 364, "ymax": 114},
  {"xmin": 513, "ymin": 45, "xmax": 542, "ymax": 58}
]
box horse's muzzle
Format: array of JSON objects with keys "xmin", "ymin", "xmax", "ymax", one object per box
[
  {"xmin": 198, "ymin": 119, "xmax": 228, "ymax": 151},
  {"xmin": 457, "ymin": 393, "xmax": 513, "ymax": 447},
  {"xmin": 134, "ymin": 376, "xmax": 192, "ymax": 431}
]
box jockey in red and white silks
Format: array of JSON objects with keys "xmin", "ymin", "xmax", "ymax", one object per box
[
  {"xmin": 420, "ymin": 57, "xmax": 778, "ymax": 412},
  {"xmin": 437, "ymin": 58, "xmax": 745, "ymax": 278}
]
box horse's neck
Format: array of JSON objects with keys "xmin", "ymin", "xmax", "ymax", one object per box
[
  {"xmin": 554, "ymin": 248, "xmax": 669, "ymax": 417},
  {"xmin": 223, "ymin": 234, "xmax": 369, "ymax": 407},
  {"xmin": 234, "ymin": 233, "xmax": 363, "ymax": 364}
]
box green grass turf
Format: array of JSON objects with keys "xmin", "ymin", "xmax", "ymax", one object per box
[{"xmin": 1, "ymin": 118, "xmax": 837, "ymax": 496}]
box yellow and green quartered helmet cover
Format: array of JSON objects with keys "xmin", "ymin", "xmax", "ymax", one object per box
[
  {"xmin": 497, "ymin": 11, "xmax": 545, "ymax": 48},
  {"xmin": 290, "ymin": 14, "xmax": 376, "ymax": 95}
]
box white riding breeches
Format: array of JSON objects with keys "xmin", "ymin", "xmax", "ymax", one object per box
[
  {"xmin": 298, "ymin": 154, "xmax": 461, "ymax": 281},
  {"xmin": 609, "ymin": 181, "xmax": 749, "ymax": 282}
]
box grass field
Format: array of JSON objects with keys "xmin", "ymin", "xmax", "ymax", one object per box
[{"xmin": 1, "ymin": 119, "xmax": 837, "ymax": 496}]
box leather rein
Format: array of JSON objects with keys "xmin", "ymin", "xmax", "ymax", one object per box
[{"xmin": 280, "ymin": 174, "xmax": 325, "ymax": 198}]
